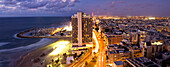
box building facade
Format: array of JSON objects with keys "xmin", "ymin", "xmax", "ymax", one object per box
[
  {"xmin": 104, "ymin": 34, "xmax": 123, "ymax": 46},
  {"xmin": 130, "ymin": 30, "xmax": 138, "ymax": 44},
  {"xmin": 107, "ymin": 44, "xmax": 130, "ymax": 63},
  {"xmin": 72, "ymin": 12, "xmax": 93, "ymax": 46}
]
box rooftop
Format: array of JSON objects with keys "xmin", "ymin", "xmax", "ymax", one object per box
[
  {"xmin": 126, "ymin": 57, "xmax": 161, "ymax": 67},
  {"xmin": 114, "ymin": 61, "xmax": 123, "ymax": 65}
]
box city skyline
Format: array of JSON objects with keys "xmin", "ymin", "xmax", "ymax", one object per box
[
  {"xmin": 0, "ymin": 11, "xmax": 169, "ymax": 66},
  {"xmin": 0, "ymin": 0, "xmax": 170, "ymax": 17}
]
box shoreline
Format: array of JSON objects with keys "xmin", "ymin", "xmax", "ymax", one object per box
[
  {"xmin": 13, "ymin": 39, "xmax": 57, "ymax": 67},
  {"xmin": 13, "ymin": 38, "xmax": 71, "ymax": 67},
  {"xmin": 13, "ymin": 23, "xmax": 71, "ymax": 67}
]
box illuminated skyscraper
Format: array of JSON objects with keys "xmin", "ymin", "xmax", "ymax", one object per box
[{"xmin": 71, "ymin": 12, "xmax": 93, "ymax": 46}]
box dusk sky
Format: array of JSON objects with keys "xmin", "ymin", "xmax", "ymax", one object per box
[{"xmin": 0, "ymin": 0, "xmax": 170, "ymax": 17}]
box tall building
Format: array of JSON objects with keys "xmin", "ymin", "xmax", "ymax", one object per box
[
  {"xmin": 138, "ymin": 29, "xmax": 146, "ymax": 43},
  {"xmin": 130, "ymin": 30, "xmax": 138, "ymax": 44},
  {"xmin": 143, "ymin": 42, "xmax": 153, "ymax": 59},
  {"xmin": 140, "ymin": 41, "xmax": 163, "ymax": 59},
  {"xmin": 71, "ymin": 12, "xmax": 93, "ymax": 46}
]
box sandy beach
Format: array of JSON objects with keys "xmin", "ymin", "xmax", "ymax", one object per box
[
  {"xmin": 13, "ymin": 38, "xmax": 71, "ymax": 67},
  {"xmin": 13, "ymin": 39, "xmax": 56, "ymax": 67}
]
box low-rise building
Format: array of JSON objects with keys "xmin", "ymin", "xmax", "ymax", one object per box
[
  {"xmin": 107, "ymin": 44, "xmax": 130, "ymax": 63},
  {"xmin": 125, "ymin": 57, "xmax": 161, "ymax": 67},
  {"xmin": 140, "ymin": 41, "xmax": 164, "ymax": 59},
  {"xmin": 165, "ymin": 43, "xmax": 170, "ymax": 52},
  {"xmin": 154, "ymin": 52, "xmax": 170, "ymax": 67},
  {"xmin": 113, "ymin": 61, "xmax": 124, "ymax": 67},
  {"xmin": 104, "ymin": 31, "xmax": 123, "ymax": 45},
  {"xmin": 128, "ymin": 46, "xmax": 143, "ymax": 58}
]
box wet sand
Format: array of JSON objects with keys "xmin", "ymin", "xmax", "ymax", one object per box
[{"xmin": 14, "ymin": 41, "xmax": 55, "ymax": 67}]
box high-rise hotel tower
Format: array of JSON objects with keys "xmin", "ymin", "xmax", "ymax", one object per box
[{"xmin": 71, "ymin": 12, "xmax": 93, "ymax": 46}]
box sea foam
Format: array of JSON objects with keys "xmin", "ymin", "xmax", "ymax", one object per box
[
  {"xmin": 0, "ymin": 38, "xmax": 53, "ymax": 52},
  {"xmin": 0, "ymin": 42, "xmax": 10, "ymax": 47}
]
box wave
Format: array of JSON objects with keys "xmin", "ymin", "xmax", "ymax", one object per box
[
  {"xmin": 0, "ymin": 42, "xmax": 10, "ymax": 47},
  {"xmin": 0, "ymin": 38, "xmax": 53, "ymax": 52},
  {"xmin": 0, "ymin": 38, "xmax": 56, "ymax": 67},
  {"xmin": 0, "ymin": 60, "xmax": 10, "ymax": 63},
  {"xmin": 13, "ymin": 33, "xmax": 24, "ymax": 39}
]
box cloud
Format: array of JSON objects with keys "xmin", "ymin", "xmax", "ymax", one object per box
[
  {"xmin": 20, "ymin": 1, "xmax": 48, "ymax": 8},
  {"xmin": 110, "ymin": 1, "xmax": 115, "ymax": 7},
  {"xmin": 134, "ymin": 4, "xmax": 141, "ymax": 7},
  {"xmin": 46, "ymin": 1, "xmax": 68, "ymax": 9},
  {"xmin": 117, "ymin": 1, "xmax": 127, "ymax": 4},
  {"xmin": 125, "ymin": 8, "xmax": 133, "ymax": 11},
  {"xmin": 0, "ymin": 1, "xmax": 16, "ymax": 5},
  {"xmin": 0, "ymin": 7, "xmax": 8, "ymax": 11},
  {"xmin": 68, "ymin": 4, "xmax": 75, "ymax": 7},
  {"xmin": 0, "ymin": 0, "xmax": 80, "ymax": 11}
]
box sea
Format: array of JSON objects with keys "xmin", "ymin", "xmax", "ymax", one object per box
[{"xmin": 0, "ymin": 17, "xmax": 71, "ymax": 67}]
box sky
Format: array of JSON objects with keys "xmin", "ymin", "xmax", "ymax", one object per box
[{"xmin": 0, "ymin": 0, "xmax": 170, "ymax": 17}]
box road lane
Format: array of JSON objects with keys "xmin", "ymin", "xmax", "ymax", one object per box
[{"xmin": 94, "ymin": 31, "xmax": 106, "ymax": 67}]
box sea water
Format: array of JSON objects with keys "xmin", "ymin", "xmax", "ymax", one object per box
[{"xmin": 0, "ymin": 17, "xmax": 71, "ymax": 67}]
